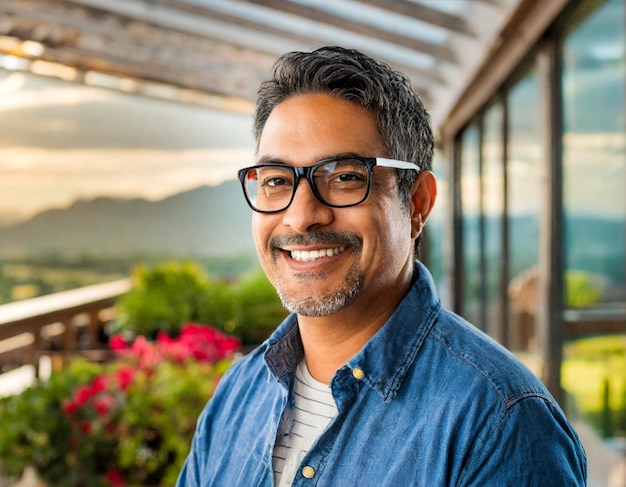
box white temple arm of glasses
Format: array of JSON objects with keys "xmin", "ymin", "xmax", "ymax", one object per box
[{"xmin": 376, "ymin": 158, "xmax": 420, "ymax": 171}]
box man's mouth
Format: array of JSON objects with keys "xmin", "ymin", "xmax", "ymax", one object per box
[{"xmin": 290, "ymin": 246, "xmax": 347, "ymax": 262}]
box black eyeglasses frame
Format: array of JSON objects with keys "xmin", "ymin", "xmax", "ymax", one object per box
[{"xmin": 237, "ymin": 156, "xmax": 420, "ymax": 214}]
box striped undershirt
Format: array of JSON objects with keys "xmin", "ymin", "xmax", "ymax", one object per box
[{"xmin": 272, "ymin": 360, "xmax": 338, "ymax": 487}]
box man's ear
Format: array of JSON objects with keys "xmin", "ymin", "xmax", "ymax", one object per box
[{"xmin": 409, "ymin": 170, "xmax": 437, "ymax": 239}]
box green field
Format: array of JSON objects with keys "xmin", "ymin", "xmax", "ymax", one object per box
[
  {"xmin": 562, "ymin": 334, "xmax": 626, "ymax": 437},
  {"xmin": 0, "ymin": 254, "xmax": 258, "ymax": 305}
]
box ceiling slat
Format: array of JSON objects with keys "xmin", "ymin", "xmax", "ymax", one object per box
[
  {"xmin": 241, "ymin": 0, "xmax": 458, "ymax": 63},
  {"xmin": 0, "ymin": 0, "xmax": 274, "ymax": 101},
  {"xmin": 353, "ymin": 0, "xmax": 474, "ymax": 37},
  {"xmin": 1, "ymin": 0, "xmax": 526, "ymax": 129},
  {"xmin": 155, "ymin": 0, "xmax": 444, "ymax": 86}
]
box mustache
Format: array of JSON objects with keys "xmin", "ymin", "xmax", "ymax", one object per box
[{"xmin": 269, "ymin": 231, "xmax": 362, "ymax": 250}]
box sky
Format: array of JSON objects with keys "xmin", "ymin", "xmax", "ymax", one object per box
[
  {"xmin": 0, "ymin": 69, "xmax": 255, "ymax": 224},
  {"xmin": 1, "ymin": 53, "xmax": 624, "ymax": 227}
]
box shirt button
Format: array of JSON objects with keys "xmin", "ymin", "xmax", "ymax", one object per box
[
  {"xmin": 352, "ymin": 367, "xmax": 365, "ymax": 380},
  {"xmin": 302, "ymin": 465, "xmax": 315, "ymax": 478}
]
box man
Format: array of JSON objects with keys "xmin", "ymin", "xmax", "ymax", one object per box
[{"xmin": 177, "ymin": 46, "xmax": 586, "ymax": 486}]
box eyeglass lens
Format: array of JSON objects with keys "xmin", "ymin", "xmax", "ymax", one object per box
[{"xmin": 243, "ymin": 158, "xmax": 370, "ymax": 212}]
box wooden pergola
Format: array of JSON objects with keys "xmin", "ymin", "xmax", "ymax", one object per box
[{"xmin": 0, "ymin": 0, "xmax": 522, "ymax": 128}]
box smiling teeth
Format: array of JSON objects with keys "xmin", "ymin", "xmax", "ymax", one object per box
[{"xmin": 291, "ymin": 247, "xmax": 346, "ymax": 262}]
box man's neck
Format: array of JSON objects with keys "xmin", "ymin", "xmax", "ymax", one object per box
[
  {"xmin": 298, "ymin": 316, "xmax": 380, "ymax": 384},
  {"xmin": 297, "ymin": 284, "xmax": 409, "ymax": 384}
]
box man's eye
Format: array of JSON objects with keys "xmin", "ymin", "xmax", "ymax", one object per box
[
  {"xmin": 265, "ymin": 178, "xmax": 287, "ymax": 188},
  {"xmin": 336, "ymin": 172, "xmax": 363, "ymax": 182},
  {"xmin": 263, "ymin": 177, "xmax": 291, "ymax": 188},
  {"xmin": 327, "ymin": 171, "xmax": 367, "ymax": 188}
]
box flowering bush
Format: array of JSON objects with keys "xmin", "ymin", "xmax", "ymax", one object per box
[
  {"xmin": 114, "ymin": 261, "xmax": 287, "ymax": 345},
  {"xmin": 0, "ymin": 323, "xmax": 240, "ymax": 487}
]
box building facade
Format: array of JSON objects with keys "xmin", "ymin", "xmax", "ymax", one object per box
[{"xmin": 431, "ymin": 0, "xmax": 625, "ymax": 457}]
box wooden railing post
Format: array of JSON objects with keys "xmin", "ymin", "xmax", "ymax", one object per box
[{"xmin": 0, "ymin": 279, "xmax": 131, "ymax": 371}]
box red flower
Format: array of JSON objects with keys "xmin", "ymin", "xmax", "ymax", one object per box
[
  {"xmin": 109, "ymin": 335, "xmax": 128, "ymax": 351},
  {"xmin": 63, "ymin": 400, "xmax": 79, "ymax": 415},
  {"xmin": 104, "ymin": 469, "xmax": 126, "ymax": 487},
  {"xmin": 92, "ymin": 376, "xmax": 107, "ymax": 393},
  {"xmin": 115, "ymin": 365, "xmax": 135, "ymax": 391},
  {"xmin": 75, "ymin": 385, "xmax": 95, "ymax": 407},
  {"xmin": 93, "ymin": 393, "xmax": 116, "ymax": 416},
  {"xmin": 163, "ymin": 323, "xmax": 241, "ymax": 364}
]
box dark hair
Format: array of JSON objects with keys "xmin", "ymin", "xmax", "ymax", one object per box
[{"xmin": 253, "ymin": 46, "xmax": 434, "ymax": 209}]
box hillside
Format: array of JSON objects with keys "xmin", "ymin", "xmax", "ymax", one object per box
[{"xmin": 0, "ymin": 180, "xmax": 255, "ymax": 258}]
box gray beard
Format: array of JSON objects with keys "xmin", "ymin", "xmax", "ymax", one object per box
[
  {"xmin": 277, "ymin": 265, "xmax": 364, "ymax": 317},
  {"xmin": 268, "ymin": 230, "xmax": 364, "ymax": 317}
]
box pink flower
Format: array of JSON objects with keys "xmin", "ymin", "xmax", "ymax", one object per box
[
  {"xmin": 109, "ymin": 335, "xmax": 128, "ymax": 351},
  {"xmin": 168, "ymin": 323, "xmax": 240, "ymax": 364},
  {"xmin": 115, "ymin": 365, "xmax": 135, "ymax": 391},
  {"xmin": 74, "ymin": 385, "xmax": 95, "ymax": 407},
  {"xmin": 92, "ymin": 376, "xmax": 107, "ymax": 393},
  {"xmin": 93, "ymin": 393, "xmax": 116, "ymax": 416},
  {"xmin": 130, "ymin": 336, "xmax": 149, "ymax": 356}
]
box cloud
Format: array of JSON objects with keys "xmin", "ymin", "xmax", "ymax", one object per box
[
  {"xmin": 0, "ymin": 146, "xmax": 254, "ymax": 220},
  {"xmin": 0, "ymin": 69, "xmax": 256, "ymax": 223},
  {"xmin": 0, "ymin": 70, "xmax": 255, "ymax": 150}
]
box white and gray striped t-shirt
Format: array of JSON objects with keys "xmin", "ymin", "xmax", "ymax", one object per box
[{"xmin": 272, "ymin": 360, "xmax": 338, "ymax": 487}]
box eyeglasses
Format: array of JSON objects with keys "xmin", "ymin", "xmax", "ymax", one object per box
[{"xmin": 237, "ymin": 156, "xmax": 420, "ymax": 213}]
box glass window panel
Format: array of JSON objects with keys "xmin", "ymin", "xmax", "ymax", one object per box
[
  {"xmin": 482, "ymin": 103, "xmax": 505, "ymax": 341},
  {"xmin": 507, "ymin": 69, "xmax": 543, "ymax": 353},
  {"xmin": 562, "ymin": 0, "xmax": 625, "ymax": 311},
  {"xmin": 461, "ymin": 125, "xmax": 482, "ymax": 327},
  {"xmin": 561, "ymin": 0, "xmax": 626, "ymax": 454}
]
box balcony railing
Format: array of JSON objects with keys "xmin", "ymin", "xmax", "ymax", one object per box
[
  {"xmin": 0, "ymin": 279, "xmax": 131, "ymax": 377},
  {"xmin": 1, "ymin": 278, "xmax": 623, "ymax": 381}
]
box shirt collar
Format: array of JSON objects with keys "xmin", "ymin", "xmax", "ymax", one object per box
[
  {"xmin": 263, "ymin": 261, "xmax": 441, "ymax": 400},
  {"xmin": 264, "ymin": 313, "xmax": 303, "ymax": 382},
  {"xmin": 345, "ymin": 261, "xmax": 441, "ymax": 402}
]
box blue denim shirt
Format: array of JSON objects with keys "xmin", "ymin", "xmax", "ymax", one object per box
[{"xmin": 177, "ymin": 262, "xmax": 587, "ymax": 486}]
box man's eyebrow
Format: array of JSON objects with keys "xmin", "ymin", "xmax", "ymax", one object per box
[
  {"xmin": 332, "ymin": 152, "xmax": 363, "ymax": 159},
  {"xmin": 255, "ymin": 156, "xmax": 288, "ymax": 165},
  {"xmin": 256, "ymin": 152, "xmax": 367, "ymax": 166}
]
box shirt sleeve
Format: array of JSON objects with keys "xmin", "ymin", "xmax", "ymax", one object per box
[
  {"xmin": 175, "ymin": 405, "xmax": 210, "ymax": 487},
  {"xmin": 458, "ymin": 395, "xmax": 587, "ymax": 486}
]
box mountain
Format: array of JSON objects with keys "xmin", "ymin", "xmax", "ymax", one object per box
[{"xmin": 0, "ymin": 180, "xmax": 256, "ymax": 258}]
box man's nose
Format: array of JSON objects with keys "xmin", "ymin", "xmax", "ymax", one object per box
[{"xmin": 281, "ymin": 178, "xmax": 333, "ymax": 233}]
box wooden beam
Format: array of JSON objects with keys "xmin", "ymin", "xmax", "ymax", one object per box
[
  {"xmin": 2, "ymin": 0, "xmax": 444, "ymax": 91},
  {"xmin": 440, "ymin": 0, "xmax": 570, "ymax": 138},
  {"xmin": 242, "ymin": 0, "xmax": 458, "ymax": 63},
  {"xmin": 536, "ymin": 39, "xmax": 565, "ymax": 406},
  {"xmin": 0, "ymin": 0, "xmax": 277, "ymax": 102},
  {"xmin": 353, "ymin": 0, "xmax": 474, "ymax": 37},
  {"xmin": 155, "ymin": 0, "xmax": 445, "ymax": 86}
]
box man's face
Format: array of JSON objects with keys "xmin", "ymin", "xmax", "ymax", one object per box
[{"xmin": 253, "ymin": 93, "xmax": 416, "ymax": 317}]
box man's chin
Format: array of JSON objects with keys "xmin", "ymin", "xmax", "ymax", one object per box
[{"xmin": 277, "ymin": 280, "xmax": 363, "ymax": 317}]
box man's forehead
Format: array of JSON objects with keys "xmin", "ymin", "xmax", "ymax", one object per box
[{"xmin": 257, "ymin": 95, "xmax": 385, "ymax": 164}]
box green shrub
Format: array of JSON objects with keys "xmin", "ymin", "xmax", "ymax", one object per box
[
  {"xmin": 114, "ymin": 261, "xmax": 286, "ymax": 345},
  {"xmin": 232, "ymin": 268, "xmax": 288, "ymax": 345},
  {"xmin": 565, "ymin": 270, "xmax": 602, "ymax": 308},
  {"xmin": 198, "ymin": 280, "xmax": 238, "ymax": 334},
  {"xmin": 0, "ymin": 360, "xmax": 103, "ymax": 484},
  {"xmin": 0, "ymin": 325, "xmax": 239, "ymax": 486},
  {"xmin": 114, "ymin": 261, "xmax": 214, "ymax": 338}
]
